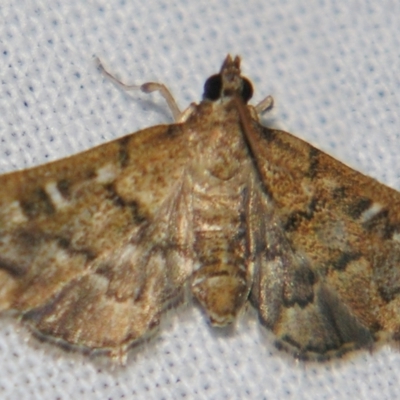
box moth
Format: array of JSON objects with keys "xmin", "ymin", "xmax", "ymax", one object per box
[{"xmin": 0, "ymin": 55, "xmax": 399, "ymax": 364}]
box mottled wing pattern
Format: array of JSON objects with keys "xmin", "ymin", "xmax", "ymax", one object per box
[
  {"xmin": 1, "ymin": 54, "xmax": 400, "ymax": 364},
  {"xmin": 0, "ymin": 124, "xmax": 193, "ymax": 360},
  {"xmin": 249, "ymin": 122, "xmax": 400, "ymax": 360}
]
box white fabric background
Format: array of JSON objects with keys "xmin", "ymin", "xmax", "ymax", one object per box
[{"xmin": 0, "ymin": 1, "xmax": 399, "ymax": 399}]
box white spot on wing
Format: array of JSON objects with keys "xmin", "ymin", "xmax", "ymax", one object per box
[
  {"xmin": 45, "ymin": 182, "xmax": 69, "ymax": 209},
  {"xmin": 360, "ymin": 203, "xmax": 383, "ymax": 223},
  {"xmin": 96, "ymin": 163, "xmax": 119, "ymax": 184}
]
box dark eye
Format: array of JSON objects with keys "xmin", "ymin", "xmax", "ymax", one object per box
[
  {"xmin": 241, "ymin": 78, "xmax": 253, "ymax": 103},
  {"xmin": 203, "ymin": 74, "xmax": 222, "ymax": 100}
]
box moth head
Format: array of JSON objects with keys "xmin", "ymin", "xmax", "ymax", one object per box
[{"xmin": 203, "ymin": 55, "xmax": 253, "ymax": 103}]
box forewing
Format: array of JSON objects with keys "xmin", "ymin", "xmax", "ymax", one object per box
[
  {"xmin": 249, "ymin": 123, "xmax": 400, "ymax": 360},
  {"xmin": 0, "ymin": 124, "xmax": 194, "ymax": 359}
]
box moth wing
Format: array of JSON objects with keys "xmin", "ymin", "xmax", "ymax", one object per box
[
  {"xmin": 249, "ymin": 123, "xmax": 400, "ymax": 360},
  {"xmin": 0, "ymin": 124, "xmax": 194, "ymax": 359}
]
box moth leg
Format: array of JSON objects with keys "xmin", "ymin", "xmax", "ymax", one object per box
[
  {"xmin": 174, "ymin": 103, "xmax": 197, "ymax": 123},
  {"xmin": 254, "ymin": 95, "xmax": 274, "ymax": 115},
  {"xmin": 139, "ymin": 82, "xmax": 182, "ymax": 121},
  {"xmin": 95, "ymin": 57, "xmax": 182, "ymax": 121}
]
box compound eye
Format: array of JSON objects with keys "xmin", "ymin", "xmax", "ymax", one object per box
[
  {"xmin": 241, "ymin": 78, "xmax": 253, "ymax": 103},
  {"xmin": 203, "ymin": 74, "xmax": 222, "ymax": 100}
]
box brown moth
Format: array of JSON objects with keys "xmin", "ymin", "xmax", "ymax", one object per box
[{"xmin": 0, "ymin": 55, "xmax": 399, "ymax": 364}]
